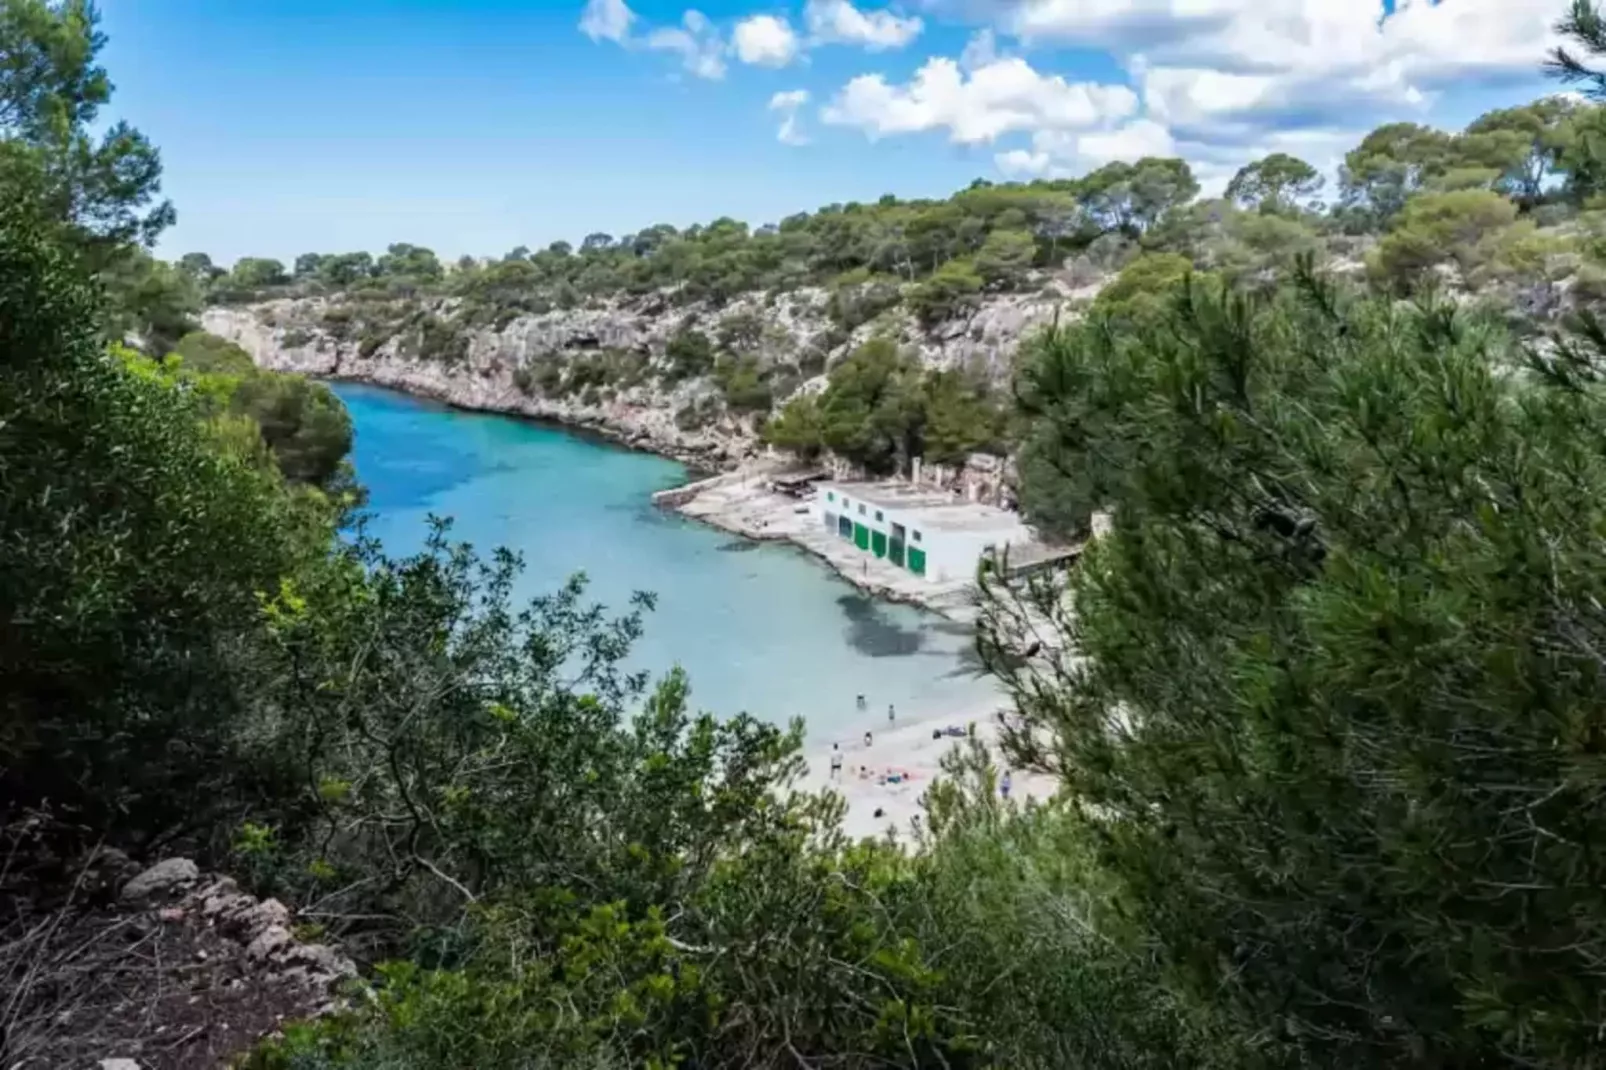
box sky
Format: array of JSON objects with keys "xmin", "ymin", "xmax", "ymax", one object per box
[{"xmin": 98, "ymin": 0, "xmax": 1571, "ymax": 265}]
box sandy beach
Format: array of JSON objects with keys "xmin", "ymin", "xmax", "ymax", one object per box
[
  {"xmin": 661, "ymin": 465, "xmax": 1067, "ymax": 841},
  {"xmin": 797, "ymin": 695, "xmax": 1060, "ymax": 841}
]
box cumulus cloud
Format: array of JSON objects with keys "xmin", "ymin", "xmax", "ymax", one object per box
[
  {"xmin": 822, "ymin": 55, "xmax": 1138, "ymax": 143},
  {"xmin": 770, "ymin": 89, "xmax": 812, "ymax": 145},
  {"xmin": 645, "ymin": 9, "xmax": 727, "ymax": 79},
  {"xmin": 579, "ymin": 0, "xmax": 726, "ymax": 80},
  {"xmin": 1008, "ymin": 0, "xmax": 1568, "ymax": 137},
  {"xmin": 579, "ymin": 0, "xmax": 635, "ymax": 43},
  {"xmin": 832, "ymin": 0, "xmax": 1569, "ymax": 195},
  {"xmin": 733, "ymin": 14, "xmax": 801, "ymax": 66},
  {"xmin": 805, "ymin": 0, "xmax": 924, "ymax": 51}
]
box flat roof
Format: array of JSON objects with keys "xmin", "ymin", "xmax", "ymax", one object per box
[{"xmin": 824, "ymin": 481, "xmax": 1032, "ymax": 535}]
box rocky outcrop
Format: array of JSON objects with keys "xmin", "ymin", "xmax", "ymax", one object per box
[
  {"xmin": 202, "ymin": 283, "xmax": 1076, "ymax": 470},
  {"xmin": 2, "ymin": 851, "xmax": 356, "ymax": 1070}
]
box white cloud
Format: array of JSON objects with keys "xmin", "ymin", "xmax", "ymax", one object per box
[
  {"xmin": 995, "ymin": 147, "xmax": 1051, "ymax": 177},
  {"xmin": 822, "ymin": 55, "xmax": 1138, "ymax": 143},
  {"xmin": 579, "ymin": 0, "xmax": 635, "ymax": 43},
  {"xmin": 734, "ymin": 14, "xmax": 801, "ymax": 66},
  {"xmin": 1004, "ymin": 0, "xmax": 1568, "ymax": 137},
  {"xmin": 960, "ymin": 28, "xmax": 1003, "ymax": 72},
  {"xmin": 770, "ymin": 89, "xmax": 812, "ymax": 145},
  {"xmin": 1074, "ymin": 118, "xmax": 1177, "ymax": 164},
  {"xmin": 578, "ymin": 0, "xmax": 726, "ymax": 80},
  {"xmin": 646, "ymin": 9, "xmax": 727, "ymax": 79},
  {"xmin": 805, "ymin": 0, "xmax": 924, "ymax": 51}
]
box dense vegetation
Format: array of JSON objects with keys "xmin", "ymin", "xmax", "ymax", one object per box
[
  {"xmin": 9, "ymin": 1, "xmax": 1606, "ymax": 1068},
  {"xmin": 164, "ymin": 48, "xmax": 1606, "ymax": 541}
]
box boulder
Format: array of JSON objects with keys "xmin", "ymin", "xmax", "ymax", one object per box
[{"xmin": 120, "ymin": 858, "xmax": 199, "ymax": 901}]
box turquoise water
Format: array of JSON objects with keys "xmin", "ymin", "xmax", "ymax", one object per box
[{"xmin": 335, "ymin": 383, "xmax": 1001, "ymax": 742}]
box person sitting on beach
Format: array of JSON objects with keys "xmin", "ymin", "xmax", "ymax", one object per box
[{"xmin": 829, "ymin": 743, "xmax": 843, "ymax": 779}]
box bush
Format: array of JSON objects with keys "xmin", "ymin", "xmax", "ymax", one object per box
[
  {"xmin": 0, "ymin": 198, "xmax": 325, "ymax": 845},
  {"xmin": 1091, "ymin": 253, "xmax": 1197, "ymax": 321},
  {"xmin": 908, "ymin": 258, "xmax": 983, "ymax": 326},
  {"xmin": 663, "ymin": 326, "xmax": 715, "ymax": 381},
  {"xmin": 414, "ymin": 314, "xmax": 470, "ymax": 364},
  {"xmin": 713, "ymin": 353, "xmax": 772, "ymax": 414},
  {"xmin": 1369, "ymin": 188, "xmax": 1520, "ymax": 292},
  {"xmin": 824, "ymin": 270, "xmax": 904, "ymax": 331},
  {"xmin": 990, "ymin": 272, "xmax": 1606, "ymax": 1067}
]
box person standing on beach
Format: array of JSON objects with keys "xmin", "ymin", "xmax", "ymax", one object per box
[
  {"xmin": 830, "ymin": 744, "xmax": 843, "ymax": 779},
  {"xmin": 864, "ymin": 730, "xmax": 873, "ymax": 748},
  {"xmin": 1001, "ymin": 769, "xmax": 1013, "ymax": 800}
]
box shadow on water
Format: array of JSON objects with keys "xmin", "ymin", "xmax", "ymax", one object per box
[
  {"xmin": 717, "ymin": 540, "xmax": 762, "ymax": 553},
  {"xmin": 836, "ymin": 593, "xmax": 925, "ymax": 657}
]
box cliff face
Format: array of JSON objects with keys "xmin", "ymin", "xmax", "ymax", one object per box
[{"xmin": 202, "ymin": 283, "xmax": 1077, "ymax": 468}]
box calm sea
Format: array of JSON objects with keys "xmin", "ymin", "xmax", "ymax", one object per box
[{"xmin": 334, "ymin": 383, "xmax": 1003, "ymax": 743}]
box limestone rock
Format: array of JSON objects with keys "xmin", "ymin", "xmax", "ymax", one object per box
[
  {"xmin": 120, "ymin": 857, "xmax": 199, "ymax": 901},
  {"xmin": 246, "ymin": 924, "xmax": 294, "ymax": 962}
]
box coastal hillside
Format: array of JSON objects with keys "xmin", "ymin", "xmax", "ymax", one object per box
[
  {"xmin": 14, "ymin": 1, "xmax": 1606, "ymax": 1068},
  {"xmin": 189, "ymin": 93, "xmax": 1606, "ymax": 533},
  {"xmin": 201, "ymin": 282, "xmax": 1064, "ymax": 468}
]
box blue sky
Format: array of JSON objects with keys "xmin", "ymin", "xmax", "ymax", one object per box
[{"xmin": 100, "ymin": 0, "xmax": 1566, "ymax": 265}]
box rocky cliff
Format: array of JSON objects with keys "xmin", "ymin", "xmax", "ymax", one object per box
[{"xmin": 202, "ymin": 282, "xmax": 1081, "ymax": 469}]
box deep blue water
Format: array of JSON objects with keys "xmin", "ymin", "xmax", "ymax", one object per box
[{"xmin": 335, "ymin": 383, "xmax": 1001, "ymax": 742}]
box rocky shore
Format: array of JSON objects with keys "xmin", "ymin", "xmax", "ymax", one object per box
[
  {"xmin": 203, "ymin": 287, "xmax": 1073, "ymax": 618},
  {"xmin": 201, "ymin": 283, "xmax": 1070, "ymax": 471},
  {"xmin": 658, "ymin": 466, "xmax": 984, "ymax": 620}
]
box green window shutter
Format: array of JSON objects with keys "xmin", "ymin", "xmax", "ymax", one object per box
[
  {"xmin": 854, "ymin": 523, "xmax": 870, "ymax": 550},
  {"xmin": 871, "ymin": 530, "xmax": 888, "ymax": 558},
  {"xmin": 838, "ymin": 515, "xmax": 853, "ymax": 539},
  {"xmin": 907, "ymin": 547, "xmax": 926, "ymax": 575}
]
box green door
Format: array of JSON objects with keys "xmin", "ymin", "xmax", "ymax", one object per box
[
  {"xmin": 838, "ymin": 515, "xmax": 853, "ymax": 539},
  {"xmin": 871, "ymin": 530, "xmax": 888, "ymax": 558},
  {"xmin": 907, "ymin": 547, "xmax": 926, "ymax": 576},
  {"xmin": 853, "ymin": 523, "xmax": 870, "ymax": 550},
  {"xmin": 889, "ymin": 539, "xmax": 905, "ymax": 566}
]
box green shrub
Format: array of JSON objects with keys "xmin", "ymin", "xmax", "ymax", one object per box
[
  {"xmin": 713, "ymin": 353, "xmax": 772, "ymax": 414},
  {"xmin": 1092, "ymin": 253, "xmax": 1197, "ymax": 321},
  {"xmin": 908, "ymin": 258, "xmax": 983, "ymax": 326},
  {"xmin": 422, "ymin": 318, "xmax": 469, "ymax": 363},
  {"xmin": 824, "ymin": 271, "xmax": 903, "ymax": 331},
  {"xmin": 663, "ymin": 326, "xmax": 715, "ymax": 381},
  {"xmin": 0, "ymin": 197, "xmax": 326, "ymax": 843},
  {"xmin": 993, "ymin": 274, "xmax": 1606, "ymax": 1067},
  {"xmin": 1369, "ymin": 188, "xmax": 1520, "ymax": 292}
]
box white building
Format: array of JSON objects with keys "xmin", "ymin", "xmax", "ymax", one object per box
[{"xmin": 811, "ymin": 480, "xmax": 1037, "ymax": 583}]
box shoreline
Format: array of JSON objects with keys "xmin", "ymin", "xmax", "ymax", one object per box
[
  {"xmin": 322, "ymin": 374, "xmax": 976, "ymax": 620},
  {"xmin": 661, "ymin": 467, "xmax": 983, "ymax": 622},
  {"xmin": 798, "ymin": 698, "xmax": 1058, "ymax": 841},
  {"xmin": 323, "ymin": 376, "xmax": 1045, "ymax": 840},
  {"xmin": 321, "ymin": 372, "xmax": 736, "ymax": 473}
]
